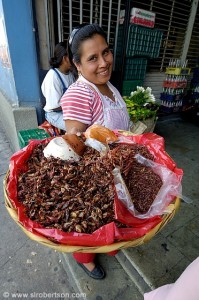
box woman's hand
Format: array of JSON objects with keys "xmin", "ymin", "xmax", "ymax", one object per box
[{"xmin": 65, "ymin": 120, "xmax": 87, "ymax": 135}]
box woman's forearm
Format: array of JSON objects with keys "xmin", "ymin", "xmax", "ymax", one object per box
[{"xmin": 65, "ymin": 120, "xmax": 87, "ymax": 134}]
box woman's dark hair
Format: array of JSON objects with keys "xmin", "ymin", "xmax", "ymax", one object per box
[
  {"xmin": 49, "ymin": 42, "xmax": 68, "ymax": 68},
  {"xmin": 68, "ymin": 23, "xmax": 107, "ymax": 65}
]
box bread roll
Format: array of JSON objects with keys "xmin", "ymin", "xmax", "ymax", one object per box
[{"xmin": 84, "ymin": 124, "xmax": 118, "ymax": 144}]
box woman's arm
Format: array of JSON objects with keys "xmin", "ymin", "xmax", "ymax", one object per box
[
  {"xmin": 61, "ymin": 81, "xmax": 103, "ymax": 132},
  {"xmin": 65, "ymin": 120, "xmax": 87, "ymax": 134}
]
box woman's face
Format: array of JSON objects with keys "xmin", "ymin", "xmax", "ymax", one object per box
[
  {"xmin": 75, "ymin": 34, "xmax": 113, "ymax": 86},
  {"xmin": 62, "ymin": 55, "xmax": 72, "ymax": 72}
]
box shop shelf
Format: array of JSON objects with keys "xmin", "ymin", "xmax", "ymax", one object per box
[
  {"xmin": 165, "ymin": 67, "xmax": 191, "ymax": 75},
  {"xmin": 160, "ymin": 93, "xmax": 184, "ymax": 101},
  {"xmin": 122, "ymin": 80, "xmax": 143, "ymax": 96},
  {"xmin": 18, "ymin": 128, "xmax": 50, "ymax": 148},
  {"xmin": 163, "ymin": 81, "xmax": 187, "ymax": 89},
  {"xmin": 160, "ymin": 93, "xmax": 175, "ymax": 101}
]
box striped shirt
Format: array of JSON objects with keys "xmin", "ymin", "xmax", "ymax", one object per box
[{"xmin": 61, "ymin": 81, "xmax": 104, "ymax": 125}]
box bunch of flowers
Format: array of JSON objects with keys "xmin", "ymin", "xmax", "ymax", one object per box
[{"xmin": 123, "ymin": 86, "xmax": 159, "ymax": 122}]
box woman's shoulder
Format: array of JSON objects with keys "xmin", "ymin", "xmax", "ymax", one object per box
[
  {"xmin": 67, "ymin": 80, "xmax": 98, "ymax": 96},
  {"xmin": 43, "ymin": 69, "xmax": 59, "ymax": 82}
]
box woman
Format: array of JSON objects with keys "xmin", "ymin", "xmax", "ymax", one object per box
[
  {"xmin": 61, "ymin": 23, "xmax": 130, "ymax": 134},
  {"xmin": 60, "ymin": 24, "xmax": 130, "ymax": 280},
  {"xmin": 41, "ymin": 42, "xmax": 75, "ymax": 131}
]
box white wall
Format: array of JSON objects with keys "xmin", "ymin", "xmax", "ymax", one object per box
[{"xmin": 144, "ymin": 71, "xmax": 165, "ymax": 103}]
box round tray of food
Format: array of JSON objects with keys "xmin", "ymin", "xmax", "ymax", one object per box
[{"xmin": 4, "ymin": 125, "xmax": 182, "ymax": 253}]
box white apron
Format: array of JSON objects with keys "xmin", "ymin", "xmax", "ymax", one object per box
[{"xmin": 79, "ymin": 76, "xmax": 130, "ymax": 131}]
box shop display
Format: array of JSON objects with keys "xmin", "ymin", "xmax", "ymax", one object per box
[{"xmin": 160, "ymin": 59, "xmax": 191, "ymax": 113}]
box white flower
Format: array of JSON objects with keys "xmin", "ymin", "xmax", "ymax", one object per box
[
  {"xmin": 146, "ymin": 87, "xmax": 152, "ymax": 93},
  {"xmin": 130, "ymin": 86, "xmax": 155, "ymax": 104},
  {"xmin": 137, "ymin": 86, "xmax": 145, "ymax": 92},
  {"xmin": 130, "ymin": 91, "xmax": 137, "ymax": 97},
  {"xmin": 150, "ymin": 95, "xmax": 156, "ymax": 102}
]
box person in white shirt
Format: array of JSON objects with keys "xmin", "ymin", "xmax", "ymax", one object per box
[{"xmin": 41, "ymin": 42, "xmax": 75, "ymax": 131}]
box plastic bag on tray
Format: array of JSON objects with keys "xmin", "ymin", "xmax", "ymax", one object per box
[
  {"xmin": 114, "ymin": 131, "xmax": 180, "ymax": 172},
  {"xmin": 114, "ymin": 153, "xmax": 182, "ymax": 219}
]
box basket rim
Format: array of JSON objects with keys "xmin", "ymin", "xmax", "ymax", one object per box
[{"xmin": 4, "ymin": 171, "xmax": 180, "ymax": 253}]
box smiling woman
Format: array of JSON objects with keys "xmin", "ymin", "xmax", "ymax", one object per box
[
  {"xmin": 61, "ymin": 23, "xmax": 130, "ymax": 134},
  {"xmin": 60, "ymin": 23, "xmax": 130, "ymax": 279}
]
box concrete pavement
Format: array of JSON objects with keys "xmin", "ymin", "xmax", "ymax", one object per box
[{"xmin": 0, "ymin": 116, "xmax": 199, "ymax": 299}]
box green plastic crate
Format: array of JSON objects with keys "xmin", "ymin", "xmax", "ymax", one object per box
[
  {"xmin": 124, "ymin": 58, "xmax": 147, "ymax": 80},
  {"xmin": 115, "ymin": 57, "xmax": 147, "ymax": 80},
  {"xmin": 115, "ymin": 24, "xmax": 163, "ymax": 59},
  {"xmin": 18, "ymin": 128, "xmax": 50, "ymax": 148},
  {"xmin": 122, "ymin": 80, "xmax": 143, "ymax": 96},
  {"xmin": 127, "ymin": 24, "xmax": 163, "ymax": 58}
]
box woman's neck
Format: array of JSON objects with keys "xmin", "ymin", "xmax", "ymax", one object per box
[
  {"xmin": 96, "ymin": 83, "xmax": 109, "ymax": 94},
  {"xmin": 58, "ymin": 65, "xmax": 69, "ymax": 75},
  {"xmin": 96, "ymin": 84, "xmax": 115, "ymax": 102},
  {"xmin": 80, "ymin": 75, "xmax": 115, "ymax": 101}
]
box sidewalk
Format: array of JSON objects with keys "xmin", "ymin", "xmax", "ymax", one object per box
[{"xmin": 0, "ymin": 116, "xmax": 199, "ymax": 299}]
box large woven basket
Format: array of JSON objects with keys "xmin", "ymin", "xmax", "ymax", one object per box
[{"xmin": 4, "ymin": 171, "xmax": 180, "ymax": 253}]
